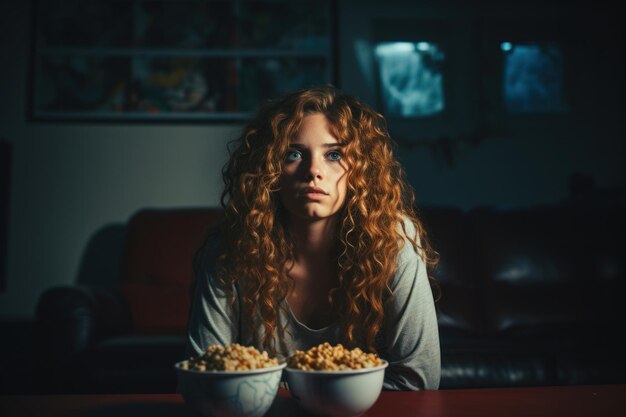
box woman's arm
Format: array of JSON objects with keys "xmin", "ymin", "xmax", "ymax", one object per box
[
  {"xmin": 184, "ymin": 242, "xmax": 240, "ymax": 358},
  {"xmin": 177, "ymin": 243, "xmax": 240, "ymax": 396},
  {"xmin": 381, "ymin": 238, "xmax": 441, "ymax": 390}
]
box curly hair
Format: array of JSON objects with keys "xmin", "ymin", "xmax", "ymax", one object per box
[{"xmin": 207, "ymin": 85, "xmax": 439, "ymax": 354}]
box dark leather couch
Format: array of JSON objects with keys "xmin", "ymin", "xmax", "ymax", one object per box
[
  {"xmin": 35, "ymin": 205, "xmax": 626, "ymax": 393},
  {"xmin": 422, "ymin": 205, "xmax": 625, "ymax": 388}
]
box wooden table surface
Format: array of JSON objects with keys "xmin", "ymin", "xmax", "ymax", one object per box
[{"xmin": 1, "ymin": 384, "xmax": 624, "ymax": 417}]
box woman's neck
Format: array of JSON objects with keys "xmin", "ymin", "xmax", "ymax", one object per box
[
  {"xmin": 285, "ymin": 216, "xmax": 339, "ymax": 329},
  {"xmin": 288, "ymin": 217, "xmax": 337, "ymax": 264}
]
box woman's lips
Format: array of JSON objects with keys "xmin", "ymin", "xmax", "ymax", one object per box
[
  {"xmin": 303, "ymin": 186, "xmax": 328, "ymax": 194},
  {"xmin": 301, "ymin": 186, "xmax": 328, "ymax": 199}
]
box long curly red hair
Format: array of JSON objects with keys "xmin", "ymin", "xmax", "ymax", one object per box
[{"xmin": 210, "ymin": 85, "xmax": 438, "ymax": 354}]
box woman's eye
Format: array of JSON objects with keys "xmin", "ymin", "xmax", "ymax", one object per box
[
  {"xmin": 285, "ymin": 151, "xmax": 302, "ymax": 161},
  {"xmin": 327, "ymin": 150, "xmax": 342, "ymax": 161}
]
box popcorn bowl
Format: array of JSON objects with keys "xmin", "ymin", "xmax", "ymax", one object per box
[
  {"xmin": 175, "ymin": 360, "xmax": 287, "ymax": 417},
  {"xmin": 284, "ymin": 360, "xmax": 388, "ymax": 417}
]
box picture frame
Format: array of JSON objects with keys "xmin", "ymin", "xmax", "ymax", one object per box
[
  {"xmin": 482, "ymin": 18, "xmax": 572, "ymax": 119},
  {"xmin": 29, "ymin": 0, "xmax": 336, "ymax": 123},
  {"xmin": 368, "ymin": 18, "xmax": 473, "ymax": 145}
]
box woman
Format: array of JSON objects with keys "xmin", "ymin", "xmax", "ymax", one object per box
[{"xmin": 185, "ymin": 85, "xmax": 441, "ymax": 390}]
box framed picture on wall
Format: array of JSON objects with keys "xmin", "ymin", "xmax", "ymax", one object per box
[
  {"xmin": 482, "ymin": 19, "xmax": 571, "ymax": 118},
  {"xmin": 368, "ymin": 16, "xmax": 574, "ymax": 146},
  {"xmin": 368, "ymin": 18, "xmax": 475, "ymax": 144},
  {"xmin": 29, "ymin": 0, "xmax": 336, "ymax": 122},
  {"xmin": 0, "ymin": 140, "xmax": 10, "ymax": 293}
]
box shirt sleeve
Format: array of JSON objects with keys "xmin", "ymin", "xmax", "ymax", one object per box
[
  {"xmin": 381, "ymin": 228, "xmax": 441, "ymax": 391},
  {"xmin": 177, "ymin": 241, "xmax": 241, "ymax": 396},
  {"xmin": 184, "ymin": 240, "xmax": 240, "ymax": 358}
]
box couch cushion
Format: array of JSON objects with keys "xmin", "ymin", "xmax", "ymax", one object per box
[
  {"xmin": 469, "ymin": 207, "xmax": 588, "ymax": 334},
  {"xmin": 440, "ymin": 351, "xmax": 553, "ymax": 389},
  {"xmin": 420, "ymin": 207, "xmax": 485, "ymax": 333},
  {"xmin": 572, "ymin": 207, "xmax": 626, "ymax": 325},
  {"xmin": 119, "ymin": 208, "xmax": 223, "ymax": 334}
]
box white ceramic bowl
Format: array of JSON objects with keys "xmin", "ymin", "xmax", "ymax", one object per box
[
  {"xmin": 175, "ymin": 360, "xmax": 287, "ymax": 417},
  {"xmin": 284, "ymin": 360, "xmax": 388, "ymax": 417}
]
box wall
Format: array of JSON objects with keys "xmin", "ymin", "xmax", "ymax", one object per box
[
  {"xmin": 339, "ymin": 0, "xmax": 625, "ymax": 208},
  {"xmin": 0, "ymin": 2, "xmax": 240, "ymax": 319},
  {"xmin": 1, "ymin": 0, "xmax": 624, "ymax": 319}
]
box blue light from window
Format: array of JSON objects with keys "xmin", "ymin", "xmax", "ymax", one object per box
[
  {"xmin": 374, "ymin": 41, "xmax": 445, "ymax": 118},
  {"xmin": 502, "ymin": 42, "xmax": 567, "ymax": 113},
  {"xmin": 500, "ymin": 42, "xmax": 513, "ymax": 52}
]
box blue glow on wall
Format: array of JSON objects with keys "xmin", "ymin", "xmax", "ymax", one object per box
[
  {"xmin": 502, "ymin": 43, "xmax": 568, "ymax": 113},
  {"xmin": 374, "ymin": 42, "xmax": 445, "ymax": 118}
]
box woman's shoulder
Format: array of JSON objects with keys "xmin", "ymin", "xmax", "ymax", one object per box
[
  {"xmin": 194, "ymin": 232, "xmax": 223, "ymax": 277},
  {"xmin": 398, "ymin": 215, "xmax": 418, "ymax": 241},
  {"xmin": 194, "ymin": 232, "xmax": 236, "ymax": 296},
  {"xmin": 389, "ymin": 216, "xmax": 426, "ymax": 286},
  {"xmin": 397, "ymin": 215, "xmax": 421, "ymax": 258}
]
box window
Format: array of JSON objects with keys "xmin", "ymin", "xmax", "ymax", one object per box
[
  {"xmin": 374, "ymin": 41, "xmax": 445, "ymax": 118},
  {"xmin": 501, "ymin": 42, "xmax": 567, "ymax": 113}
]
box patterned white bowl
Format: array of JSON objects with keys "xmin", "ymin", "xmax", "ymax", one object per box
[
  {"xmin": 175, "ymin": 360, "xmax": 286, "ymax": 417},
  {"xmin": 284, "ymin": 361, "xmax": 388, "ymax": 417}
]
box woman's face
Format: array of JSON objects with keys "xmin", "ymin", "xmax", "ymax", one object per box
[{"xmin": 279, "ymin": 113, "xmax": 348, "ymax": 223}]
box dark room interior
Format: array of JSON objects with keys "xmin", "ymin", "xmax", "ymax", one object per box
[{"xmin": 0, "ymin": 0, "xmax": 625, "ymax": 410}]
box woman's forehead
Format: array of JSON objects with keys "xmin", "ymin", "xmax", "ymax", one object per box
[{"xmin": 290, "ymin": 114, "xmax": 339, "ymax": 144}]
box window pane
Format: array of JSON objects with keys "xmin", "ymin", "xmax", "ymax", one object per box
[
  {"xmin": 374, "ymin": 42, "xmax": 445, "ymax": 118},
  {"xmin": 501, "ymin": 42, "xmax": 568, "ymax": 113}
]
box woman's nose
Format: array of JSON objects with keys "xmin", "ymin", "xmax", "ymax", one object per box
[{"xmin": 304, "ymin": 157, "xmax": 323, "ymax": 180}]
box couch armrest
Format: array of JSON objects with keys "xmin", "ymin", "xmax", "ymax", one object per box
[
  {"xmin": 36, "ymin": 285, "xmax": 131, "ymax": 353},
  {"xmin": 36, "ymin": 286, "xmax": 130, "ymax": 365},
  {"xmin": 35, "ymin": 285, "xmax": 131, "ymax": 391}
]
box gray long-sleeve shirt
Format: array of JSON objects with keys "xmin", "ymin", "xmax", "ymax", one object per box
[{"xmin": 184, "ymin": 222, "xmax": 441, "ymax": 390}]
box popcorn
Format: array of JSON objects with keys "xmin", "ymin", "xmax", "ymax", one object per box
[
  {"xmin": 181, "ymin": 343, "xmax": 278, "ymax": 371},
  {"xmin": 288, "ymin": 342, "xmax": 384, "ymax": 371}
]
